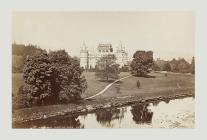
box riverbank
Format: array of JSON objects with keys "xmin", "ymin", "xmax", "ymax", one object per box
[{"xmin": 13, "ymin": 88, "xmax": 194, "ymax": 126}]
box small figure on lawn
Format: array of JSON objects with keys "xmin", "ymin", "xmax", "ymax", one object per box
[
  {"xmin": 136, "ymin": 80, "xmax": 140, "ymax": 89},
  {"xmin": 165, "ymin": 73, "xmax": 168, "ymax": 77}
]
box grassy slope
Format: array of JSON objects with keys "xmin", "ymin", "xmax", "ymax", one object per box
[
  {"xmin": 12, "ymin": 72, "xmax": 194, "ymax": 98},
  {"xmin": 97, "ymin": 72, "xmax": 194, "ymax": 99},
  {"xmin": 82, "ymin": 72, "xmax": 130, "ymax": 98}
]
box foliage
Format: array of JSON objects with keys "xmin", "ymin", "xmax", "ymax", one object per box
[
  {"xmin": 163, "ymin": 62, "xmax": 171, "ymax": 72},
  {"xmin": 12, "ymin": 43, "xmax": 45, "ymax": 57},
  {"xmin": 95, "ymin": 54, "xmax": 120, "ymax": 81},
  {"xmin": 152, "ymin": 61, "xmax": 161, "ymax": 71},
  {"xmin": 12, "ymin": 43, "xmax": 45, "ymax": 73},
  {"xmin": 16, "ymin": 50, "xmax": 87, "ymax": 108},
  {"xmin": 120, "ymin": 64, "xmax": 130, "ymax": 72},
  {"xmin": 49, "ymin": 50, "xmax": 87, "ymax": 102},
  {"xmin": 21, "ymin": 52, "xmax": 60, "ymax": 107},
  {"xmin": 130, "ymin": 51, "xmax": 153, "ymax": 76},
  {"xmin": 190, "ymin": 57, "xmax": 195, "ymax": 74},
  {"xmin": 154, "ymin": 58, "xmax": 192, "ymax": 73},
  {"xmin": 175, "ymin": 58, "xmax": 190, "ymax": 73}
]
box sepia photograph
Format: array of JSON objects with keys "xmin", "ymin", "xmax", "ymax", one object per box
[{"xmin": 12, "ymin": 11, "xmax": 195, "ymax": 129}]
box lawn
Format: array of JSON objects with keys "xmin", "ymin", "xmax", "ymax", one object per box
[
  {"xmin": 96, "ymin": 72, "xmax": 195, "ymax": 99},
  {"xmin": 12, "ymin": 73, "xmax": 24, "ymax": 95},
  {"xmin": 82, "ymin": 72, "xmax": 130, "ymax": 98},
  {"xmin": 12, "ymin": 71, "xmax": 194, "ymax": 100}
]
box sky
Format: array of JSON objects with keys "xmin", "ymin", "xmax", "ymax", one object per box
[{"xmin": 12, "ymin": 11, "xmax": 194, "ymax": 61}]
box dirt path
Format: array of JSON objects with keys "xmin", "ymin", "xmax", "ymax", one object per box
[{"xmin": 85, "ymin": 75, "xmax": 132, "ymax": 99}]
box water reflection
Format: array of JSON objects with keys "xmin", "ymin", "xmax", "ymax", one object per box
[
  {"xmin": 13, "ymin": 97, "xmax": 195, "ymax": 128},
  {"xmin": 95, "ymin": 108, "xmax": 125, "ymax": 127},
  {"xmin": 130, "ymin": 103, "xmax": 153, "ymax": 124}
]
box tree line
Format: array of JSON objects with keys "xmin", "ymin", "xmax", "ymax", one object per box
[
  {"xmin": 13, "ymin": 43, "xmax": 194, "ymax": 108},
  {"xmin": 153, "ymin": 57, "xmax": 195, "ymax": 74},
  {"xmin": 12, "ymin": 43, "xmax": 46, "ymax": 73}
]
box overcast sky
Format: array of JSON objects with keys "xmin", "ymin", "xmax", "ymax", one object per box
[{"xmin": 12, "ymin": 11, "xmax": 194, "ymax": 61}]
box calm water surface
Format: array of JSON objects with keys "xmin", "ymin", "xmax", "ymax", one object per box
[{"xmin": 15, "ymin": 97, "xmax": 195, "ymax": 128}]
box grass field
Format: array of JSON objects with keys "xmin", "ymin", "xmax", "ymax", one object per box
[
  {"xmin": 82, "ymin": 72, "xmax": 130, "ymax": 98},
  {"xmin": 12, "ymin": 73, "xmax": 24, "ymax": 95},
  {"xmin": 97, "ymin": 72, "xmax": 194, "ymax": 99},
  {"xmin": 12, "ymin": 72, "xmax": 194, "ymax": 99}
]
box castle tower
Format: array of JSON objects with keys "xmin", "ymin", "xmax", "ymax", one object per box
[
  {"xmin": 80, "ymin": 42, "xmax": 89, "ymax": 69},
  {"xmin": 116, "ymin": 43, "xmax": 124, "ymax": 67},
  {"xmin": 116, "ymin": 43, "xmax": 128, "ymax": 67}
]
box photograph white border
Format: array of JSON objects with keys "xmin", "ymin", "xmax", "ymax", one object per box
[{"xmin": 0, "ymin": 0, "xmax": 207, "ymax": 140}]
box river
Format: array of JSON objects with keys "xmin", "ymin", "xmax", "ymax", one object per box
[{"xmin": 14, "ymin": 97, "xmax": 195, "ymax": 128}]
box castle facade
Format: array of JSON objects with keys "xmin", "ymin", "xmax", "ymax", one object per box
[{"xmin": 80, "ymin": 43, "xmax": 128, "ymax": 69}]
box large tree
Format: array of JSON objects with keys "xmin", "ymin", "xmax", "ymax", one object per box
[
  {"xmin": 95, "ymin": 54, "xmax": 120, "ymax": 81},
  {"xmin": 18, "ymin": 50, "xmax": 87, "ymax": 108},
  {"xmin": 130, "ymin": 51, "xmax": 153, "ymax": 76},
  {"xmin": 49, "ymin": 50, "xmax": 87, "ymax": 102},
  {"xmin": 22, "ymin": 52, "xmax": 60, "ymax": 107}
]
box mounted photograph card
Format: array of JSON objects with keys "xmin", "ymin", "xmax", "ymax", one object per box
[{"xmin": 12, "ymin": 11, "xmax": 195, "ymax": 128}]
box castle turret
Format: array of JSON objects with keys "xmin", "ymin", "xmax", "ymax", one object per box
[
  {"xmin": 80, "ymin": 43, "xmax": 89, "ymax": 69},
  {"xmin": 116, "ymin": 43, "xmax": 128, "ymax": 67}
]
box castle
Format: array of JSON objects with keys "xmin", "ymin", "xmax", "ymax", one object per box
[{"xmin": 80, "ymin": 43, "xmax": 128, "ymax": 69}]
